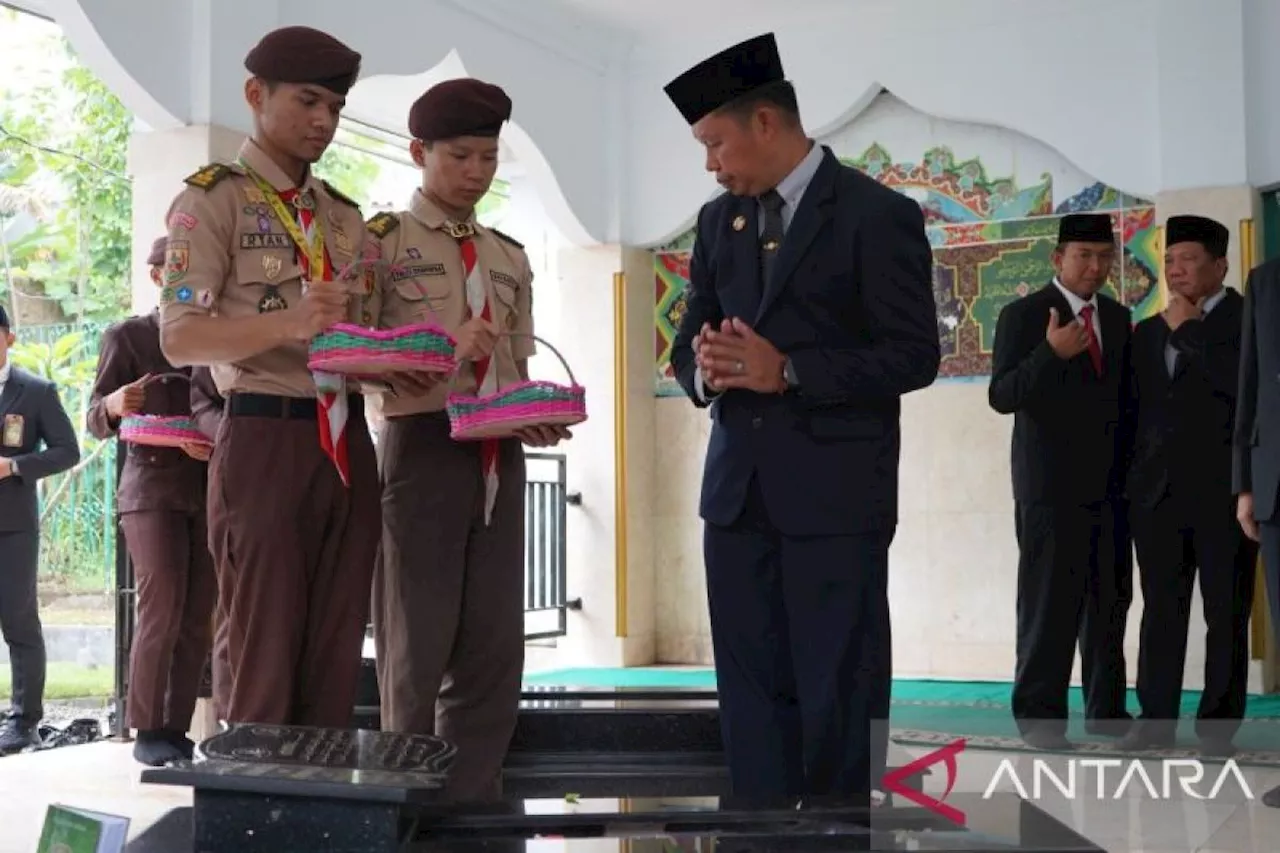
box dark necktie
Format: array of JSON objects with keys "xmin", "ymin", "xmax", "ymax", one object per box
[
  {"xmin": 759, "ymin": 189, "xmax": 786, "ymax": 290},
  {"xmin": 1078, "ymin": 304, "xmax": 1103, "ymax": 376}
]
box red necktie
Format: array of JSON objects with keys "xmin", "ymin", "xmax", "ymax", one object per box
[
  {"xmin": 1078, "ymin": 304, "xmax": 1103, "ymax": 377},
  {"xmin": 456, "ymin": 234, "xmax": 500, "ymax": 525},
  {"xmin": 278, "ymin": 187, "xmax": 350, "ymax": 486}
]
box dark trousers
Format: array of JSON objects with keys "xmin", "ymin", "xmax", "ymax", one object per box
[
  {"xmin": 1012, "ymin": 501, "xmax": 1131, "ymax": 735},
  {"xmin": 1132, "ymin": 498, "xmax": 1257, "ymax": 741},
  {"xmin": 120, "ymin": 510, "xmax": 217, "ymax": 732},
  {"xmin": 207, "ymin": 400, "xmax": 381, "ymax": 727},
  {"xmin": 372, "ymin": 412, "xmax": 525, "ymax": 803},
  {"xmin": 1257, "ymin": 521, "xmax": 1280, "ymax": 654},
  {"xmin": 0, "ymin": 531, "xmax": 43, "ymax": 722},
  {"xmin": 703, "ymin": 477, "xmax": 893, "ymax": 799}
]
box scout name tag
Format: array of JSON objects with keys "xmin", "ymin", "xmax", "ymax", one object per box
[{"xmin": 2, "ymin": 413, "xmax": 22, "ymax": 447}]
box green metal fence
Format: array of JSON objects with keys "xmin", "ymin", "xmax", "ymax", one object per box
[{"xmin": 12, "ymin": 321, "xmax": 119, "ymax": 592}]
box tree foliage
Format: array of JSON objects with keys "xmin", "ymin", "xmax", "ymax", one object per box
[{"xmin": 0, "ymin": 20, "xmax": 385, "ymax": 325}]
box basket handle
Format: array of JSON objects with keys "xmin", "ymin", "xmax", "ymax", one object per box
[
  {"xmin": 499, "ymin": 332, "xmax": 577, "ymax": 387},
  {"xmin": 141, "ymin": 372, "xmax": 192, "ymax": 387}
]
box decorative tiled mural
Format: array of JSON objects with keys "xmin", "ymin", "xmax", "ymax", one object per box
[{"xmin": 653, "ymin": 141, "xmax": 1160, "ymax": 397}]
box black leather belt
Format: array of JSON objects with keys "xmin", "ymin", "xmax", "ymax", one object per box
[{"xmin": 227, "ymin": 392, "xmax": 363, "ymax": 420}]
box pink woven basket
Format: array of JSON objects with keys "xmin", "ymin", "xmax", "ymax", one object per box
[
  {"xmin": 307, "ymin": 322, "xmax": 458, "ymax": 377},
  {"xmin": 120, "ymin": 415, "xmax": 211, "ymax": 449},
  {"xmin": 306, "ymin": 257, "xmax": 458, "ymax": 378},
  {"xmin": 447, "ymin": 335, "xmax": 587, "ymax": 440}
]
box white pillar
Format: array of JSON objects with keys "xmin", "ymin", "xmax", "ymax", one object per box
[{"xmin": 127, "ymin": 123, "xmax": 243, "ymax": 314}]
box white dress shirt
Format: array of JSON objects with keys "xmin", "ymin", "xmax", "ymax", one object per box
[{"xmin": 0, "ymin": 360, "xmax": 9, "ymax": 398}]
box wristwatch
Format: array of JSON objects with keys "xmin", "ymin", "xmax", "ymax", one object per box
[
  {"xmin": 783, "ymin": 357, "xmax": 799, "ymax": 391},
  {"xmin": 7, "ymin": 459, "xmax": 17, "ymax": 477}
]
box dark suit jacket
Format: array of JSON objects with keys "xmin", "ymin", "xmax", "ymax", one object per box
[
  {"xmin": 1233, "ymin": 258, "xmax": 1280, "ymax": 521},
  {"xmin": 670, "ymin": 147, "xmax": 940, "ymax": 536},
  {"xmin": 1127, "ymin": 290, "xmax": 1242, "ymax": 511},
  {"xmin": 0, "ymin": 365, "xmax": 80, "ymax": 533},
  {"xmin": 989, "ymin": 283, "xmax": 1132, "ymax": 507},
  {"xmin": 87, "ymin": 312, "xmax": 206, "ymax": 515}
]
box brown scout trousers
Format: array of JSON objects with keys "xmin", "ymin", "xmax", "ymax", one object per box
[
  {"xmin": 373, "ymin": 412, "xmax": 526, "ymax": 802},
  {"xmin": 121, "ymin": 511, "xmax": 217, "ymax": 732},
  {"xmin": 207, "ymin": 395, "xmax": 380, "ymax": 726}
]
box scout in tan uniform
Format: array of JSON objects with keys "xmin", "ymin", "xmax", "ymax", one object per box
[
  {"xmin": 368, "ymin": 79, "xmax": 571, "ymax": 801},
  {"xmin": 87, "ymin": 236, "xmax": 217, "ymax": 765},
  {"xmin": 157, "ymin": 26, "xmax": 383, "ymax": 727}
]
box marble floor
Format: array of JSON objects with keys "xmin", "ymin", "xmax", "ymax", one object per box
[{"xmin": 0, "ymin": 740, "xmax": 1277, "ymax": 852}]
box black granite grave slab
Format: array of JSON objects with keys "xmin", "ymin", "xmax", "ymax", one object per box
[
  {"xmin": 141, "ymin": 725, "xmax": 454, "ymax": 853},
  {"xmin": 127, "ymin": 793, "xmax": 1104, "ymax": 852},
  {"xmin": 353, "ymin": 664, "xmax": 929, "ymax": 800}
]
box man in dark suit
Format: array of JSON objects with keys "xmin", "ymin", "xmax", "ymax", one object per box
[
  {"xmin": 664, "ymin": 33, "xmax": 939, "ymax": 799},
  {"xmin": 1232, "ymin": 251, "xmax": 1280, "ymax": 808},
  {"xmin": 989, "ymin": 213, "xmax": 1134, "ymax": 750},
  {"xmin": 1121, "ymin": 215, "xmax": 1256, "ymax": 756},
  {"xmin": 0, "ymin": 304, "xmax": 80, "ymax": 754}
]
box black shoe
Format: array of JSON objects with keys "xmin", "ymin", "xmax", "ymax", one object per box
[
  {"xmin": 1118, "ymin": 724, "xmax": 1174, "ymax": 752},
  {"xmin": 1262, "ymin": 785, "xmax": 1280, "ymax": 808},
  {"xmin": 132, "ymin": 730, "xmax": 185, "ymax": 767},
  {"xmin": 0, "ymin": 718, "xmax": 39, "ymax": 756},
  {"xmin": 163, "ymin": 729, "xmax": 196, "ymax": 761},
  {"xmin": 1022, "ymin": 729, "xmax": 1075, "ymax": 751}
]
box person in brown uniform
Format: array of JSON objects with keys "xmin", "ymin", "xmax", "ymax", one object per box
[
  {"xmin": 187, "ymin": 365, "xmax": 227, "ymax": 723},
  {"xmin": 157, "ymin": 26, "xmax": 384, "ymax": 727},
  {"xmin": 88, "ymin": 236, "xmax": 217, "ymax": 765},
  {"xmin": 368, "ymin": 79, "xmax": 571, "ymax": 801}
]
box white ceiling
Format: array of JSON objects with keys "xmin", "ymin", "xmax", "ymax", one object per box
[{"xmin": 546, "ymin": 0, "xmax": 852, "ymax": 34}]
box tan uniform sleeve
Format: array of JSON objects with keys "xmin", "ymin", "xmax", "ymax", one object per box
[
  {"xmin": 511, "ymin": 251, "xmax": 536, "ymax": 360},
  {"xmin": 158, "ymin": 182, "xmax": 236, "ymax": 325}
]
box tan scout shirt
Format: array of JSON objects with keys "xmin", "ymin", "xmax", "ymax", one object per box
[
  {"xmin": 158, "ymin": 139, "xmax": 370, "ymax": 398},
  {"xmin": 366, "ymin": 190, "xmax": 534, "ymax": 417}
]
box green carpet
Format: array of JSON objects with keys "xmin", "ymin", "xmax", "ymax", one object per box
[{"xmin": 523, "ymin": 668, "xmax": 1280, "ymax": 766}]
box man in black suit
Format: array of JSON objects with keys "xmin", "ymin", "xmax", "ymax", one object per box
[
  {"xmin": 0, "ymin": 305, "xmax": 80, "ymax": 754},
  {"xmin": 1232, "ymin": 250, "xmax": 1280, "ymax": 808},
  {"xmin": 664, "ymin": 33, "xmax": 939, "ymax": 799},
  {"xmin": 989, "ymin": 213, "xmax": 1134, "ymax": 750},
  {"xmin": 1120, "ymin": 215, "xmax": 1256, "ymax": 756}
]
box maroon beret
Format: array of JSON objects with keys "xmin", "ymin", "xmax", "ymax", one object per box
[
  {"xmin": 147, "ymin": 236, "xmax": 167, "ymax": 267},
  {"xmin": 408, "ymin": 78, "xmax": 512, "ymax": 142},
  {"xmin": 244, "ymin": 26, "xmax": 362, "ymax": 96}
]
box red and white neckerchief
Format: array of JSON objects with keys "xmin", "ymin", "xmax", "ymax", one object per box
[
  {"xmin": 453, "ymin": 227, "xmax": 500, "ymax": 525},
  {"xmin": 278, "ymin": 186, "xmax": 350, "ymax": 487}
]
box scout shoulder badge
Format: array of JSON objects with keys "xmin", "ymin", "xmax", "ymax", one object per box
[
  {"xmin": 322, "ymin": 180, "xmax": 361, "ymax": 210},
  {"xmin": 488, "ymin": 227, "xmax": 524, "ymax": 250},
  {"xmin": 366, "ymin": 212, "xmax": 400, "ymax": 239},
  {"xmin": 183, "ymin": 162, "xmax": 236, "ymax": 191}
]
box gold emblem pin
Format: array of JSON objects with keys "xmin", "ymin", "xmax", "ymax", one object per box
[
  {"xmin": 732, "ymin": 215, "xmax": 746, "ymax": 232},
  {"xmin": 262, "ymin": 255, "xmax": 283, "ymax": 280},
  {"xmin": 443, "ymin": 220, "xmax": 476, "ymax": 240},
  {"xmin": 764, "ymin": 240, "xmax": 779, "ymax": 251},
  {"xmin": 334, "ymin": 232, "xmax": 352, "ymax": 253},
  {"xmin": 244, "ymin": 187, "xmax": 266, "ymax": 204}
]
